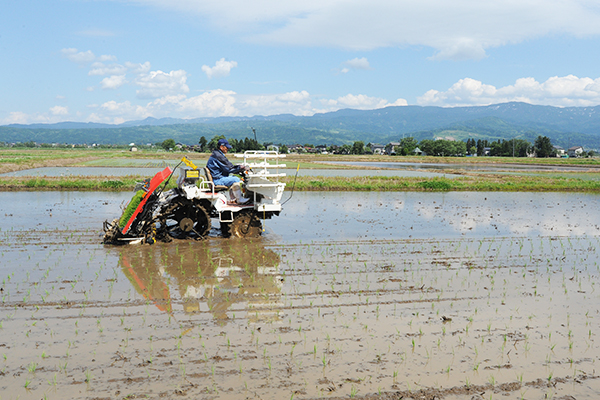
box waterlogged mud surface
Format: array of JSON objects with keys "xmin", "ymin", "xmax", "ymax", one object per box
[{"xmin": 1, "ymin": 191, "xmax": 600, "ymax": 399}]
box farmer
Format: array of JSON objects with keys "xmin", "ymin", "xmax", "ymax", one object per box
[{"xmin": 206, "ymin": 138, "xmax": 250, "ymax": 204}]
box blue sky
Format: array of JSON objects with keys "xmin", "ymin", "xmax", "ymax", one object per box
[{"xmin": 2, "ymin": 0, "xmax": 600, "ymax": 125}]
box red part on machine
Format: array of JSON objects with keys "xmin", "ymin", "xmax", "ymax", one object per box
[{"xmin": 122, "ymin": 166, "xmax": 173, "ymax": 234}]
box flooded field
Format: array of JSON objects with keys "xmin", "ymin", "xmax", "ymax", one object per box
[
  {"xmin": 0, "ymin": 166, "xmax": 453, "ymax": 179},
  {"xmin": 1, "ymin": 191, "xmax": 600, "ymax": 399}
]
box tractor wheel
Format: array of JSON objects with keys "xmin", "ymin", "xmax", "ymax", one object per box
[
  {"xmin": 162, "ymin": 197, "xmax": 211, "ymax": 239},
  {"xmin": 229, "ymin": 211, "xmax": 262, "ymax": 238}
]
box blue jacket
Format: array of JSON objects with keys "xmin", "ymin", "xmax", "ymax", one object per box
[{"xmin": 206, "ymin": 149, "xmax": 243, "ymax": 180}]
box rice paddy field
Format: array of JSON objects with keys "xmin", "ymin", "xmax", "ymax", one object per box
[{"xmin": 1, "ymin": 190, "xmax": 600, "ymax": 400}]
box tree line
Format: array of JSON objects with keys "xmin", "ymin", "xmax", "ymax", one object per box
[{"xmin": 156, "ymin": 134, "xmax": 592, "ymax": 158}]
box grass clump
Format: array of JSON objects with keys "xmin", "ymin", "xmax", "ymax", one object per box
[
  {"xmin": 418, "ymin": 179, "xmax": 453, "ymax": 191},
  {"xmin": 100, "ymin": 180, "xmax": 126, "ymax": 189}
]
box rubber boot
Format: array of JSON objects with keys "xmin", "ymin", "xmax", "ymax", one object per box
[{"xmin": 231, "ymin": 183, "xmax": 251, "ymax": 204}]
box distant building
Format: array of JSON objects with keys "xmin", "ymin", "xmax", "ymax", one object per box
[
  {"xmin": 568, "ymin": 146, "xmax": 584, "ymax": 157},
  {"xmin": 369, "ymin": 143, "xmax": 385, "ymax": 155},
  {"xmin": 553, "ymin": 145, "xmax": 565, "ymax": 157},
  {"xmin": 385, "ymin": 142, "xmax": 400, "ymax": 155},
  {"xmin": 315, "ymin": 145, "xmax": 328, "ymax": 154},
  {"xmin": 553, "ymin": 145, "xmax": 564, "ymax": 156}
]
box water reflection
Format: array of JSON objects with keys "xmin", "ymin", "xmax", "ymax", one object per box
[
  {"xmin": 274, "ymin": 192, "xmax": 600, "ymax": 242},
  {"xmin": 118, "ymin": 239, "xmax": 282, "ymax": 323},
  {"xmin": 328, "ymin": 161, "xmax": 600, "ymax": 172}
]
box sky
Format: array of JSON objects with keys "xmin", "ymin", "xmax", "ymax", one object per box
[{"xmin": 3, "ymin": 0, "xmax": 600, "ymax": 125}]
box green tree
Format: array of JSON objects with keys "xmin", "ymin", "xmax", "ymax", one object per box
[
  {"xmin": 340, "ymin": 144, "xmax": 352, "ymax": 154},
  {"xmin": 399, "ymin": 137, "xmax": 418, "ymax": 155},
  {"xmin": 208, "ymin": 135, "xmax": 226, "ymax": 151},
  {"xmin": 351, "ymin": 141, "xmax": 365, "ymax": 155},
  {"xmin": 161, "ymin": 138, "xmax": 176, "ymax": 151},
  {"xmin": 476, "ymin": 139, "xmax": 487, "ymax": 156},
  {"xmin": 419, "ymin": 139, "xmax": 466, "ymax": 157},
  {"xmin": 198, "ymin": 136, "xmax": 207, "ymax": 152},
  {"xmin": 534, "ymin": 135, "xmax": 554, "ymax": 158},
  {"xmin": 279, "ymin": 144, "xmax": 289, "ymax": 154}
]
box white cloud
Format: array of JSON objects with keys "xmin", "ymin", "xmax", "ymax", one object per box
[
  {"xmin": 18, "ymin": 89, "xmax": 404, "ymax": 123},
  {"xmin": 61, "ymin": 48, "xmax": 96, "ymax": 64},
  {"xmin": 125, "ymin": 61, "xmax": 152, "ymax": 74},
  {"xmin": 2, "ymin": 110, "xmax": 67, "ymax": 125},
  {"xmin": 4, "ymin": 112, "xmax": 30, "ymax": 124},
  {"xmin": 201, "ymin": 58, "xmax": 238, "ymax": 79},
  {"xmin": 321, "ymin": 94, "xmax": 407, "ymax": 110},
  {"xmin": 126, "ymin": 0, "xmax": 600, "ymax": 60},
  {"xmin": 417, "ymin": 75, "xmax": 600, "ymax": 107},
  {"xmin": 239, "ymin": 90, "xmax": 314, "ymax": 116},
  {"xmin": 50, "ymin": 106, "xmax": 69, "ymax": 116},
  {"xmin": 135, "ymin": 70, "xmax": 190, "ymax": 98},
  {"xmin": 342, "ymin": 57, "xmax": 371, "ymax": 70},
  {"xmin": 98, "ymin": 54, "xmax": 118, "ymax": 62},
  {"xmin": 101, "ymin": 75, "xmax": 127, "ymax": 90},
  {"xmin": 180, "ymin": 90, "xmax": 239, "ymax": 116},
  {"xmin": 89, "ymin": 62, "xmax": 128, "ymax": 76}
]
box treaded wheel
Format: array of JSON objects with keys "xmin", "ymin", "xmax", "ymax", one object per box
[
  {"xmin": 229, "ymin": 211, "xmax": 262, "ymax": 238},
  {"xmin": 161, "ymin": 197, "xmax": 211, "ymax": 239}
]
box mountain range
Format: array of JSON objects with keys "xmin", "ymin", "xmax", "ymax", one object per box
[{"xmin": 2, "ymin": 102, "xmax": 600, "ymax": 149}]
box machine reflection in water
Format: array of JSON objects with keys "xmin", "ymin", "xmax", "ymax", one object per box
[{"xmin": 118, "ymin": 239, "xmax": 283, "ymax": 323}]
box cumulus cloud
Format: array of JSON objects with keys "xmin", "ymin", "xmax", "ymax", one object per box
[
  {"xmin": 125, "ymin": 61, "xmax": 151, "ymax": 74},
  {"xmin": 20, "ymin": 89, "xmax": 405, "ymax": 124},
  {"xmin": 135, "ymin": 70, "xmax": 190, "ymax": 98},
  {"xmin": 60, "ymin": 48, "xmax": 189, "ymax": 99},
  {"xmin": 4, "ymin": 112, "xmax": 30, "ymax": 124},
  {"xmin": 61, "ymin": 48, "xmax": 118, "ymax": 65},
  {"xmin": 50, "ymin": 106, "xmax": 69, "ymax": 116},
  {"xmin": 201, "ymin": 58, "xmax": 238, "ymax": 79},
  {"xmin": 343, "ymin": 57, "xmax": 371, "ymax": 70},
  {"xmin": 101, "ymin": 75, "xmax": 127, "ymax": 89},
  {"xmin": 126, "ymin": 0, "xmax": 600, "ymax": 60},
  {"xmin": 417, "ymin": 75, "xmax": 600, "ymax": 107},
  {"xmin": 61, "ymin": 48, "xmax": 96, "ymax": 64},
  {"xmin": 339, "ymin": 57, "xmax": 372, "ymax": 74},
  {"xmin": 89, "ymin": 62, "xmax": 128, "ymax": 76},
  {"xmin": 2, "ymin": 110, "xmax": 68, "ymax": 125},
  {"xmin": 321, "ymin": 94, "xmax": 407, "ymax": 110},
  {"xmin": 238, "ymin": 91, "xmax": 314, "ymax": 116}
]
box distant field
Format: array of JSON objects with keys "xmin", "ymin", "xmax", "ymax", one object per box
[
  {"xmin": 2, "ymin": 148, "xmax": 600, "ymax": 172},
  {"xmin": 1, "ymin": 148, "xmax": 599, "ymax": 192}
]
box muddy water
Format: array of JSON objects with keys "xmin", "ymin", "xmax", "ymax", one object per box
[{"xmin": 1, "ymin": 192, "xmax": 600, "ymax": 399}]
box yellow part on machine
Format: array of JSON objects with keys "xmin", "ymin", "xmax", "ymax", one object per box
[{"xmin": 181, "ymin": 156, "xmax": 198, "ymax": 170}]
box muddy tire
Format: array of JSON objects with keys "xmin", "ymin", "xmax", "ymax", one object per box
[
  {"xmin": 229, "ymin": 211, "xmax": 262, "ymax": 238},
  {"xmin": 161, "ymin": 197, "xmax": 211, "ymax": 239}
]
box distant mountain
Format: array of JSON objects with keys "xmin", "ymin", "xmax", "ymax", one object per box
[{"xmin": 2, "ymin": 102, "xmax": 600, "ymax": 149}]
